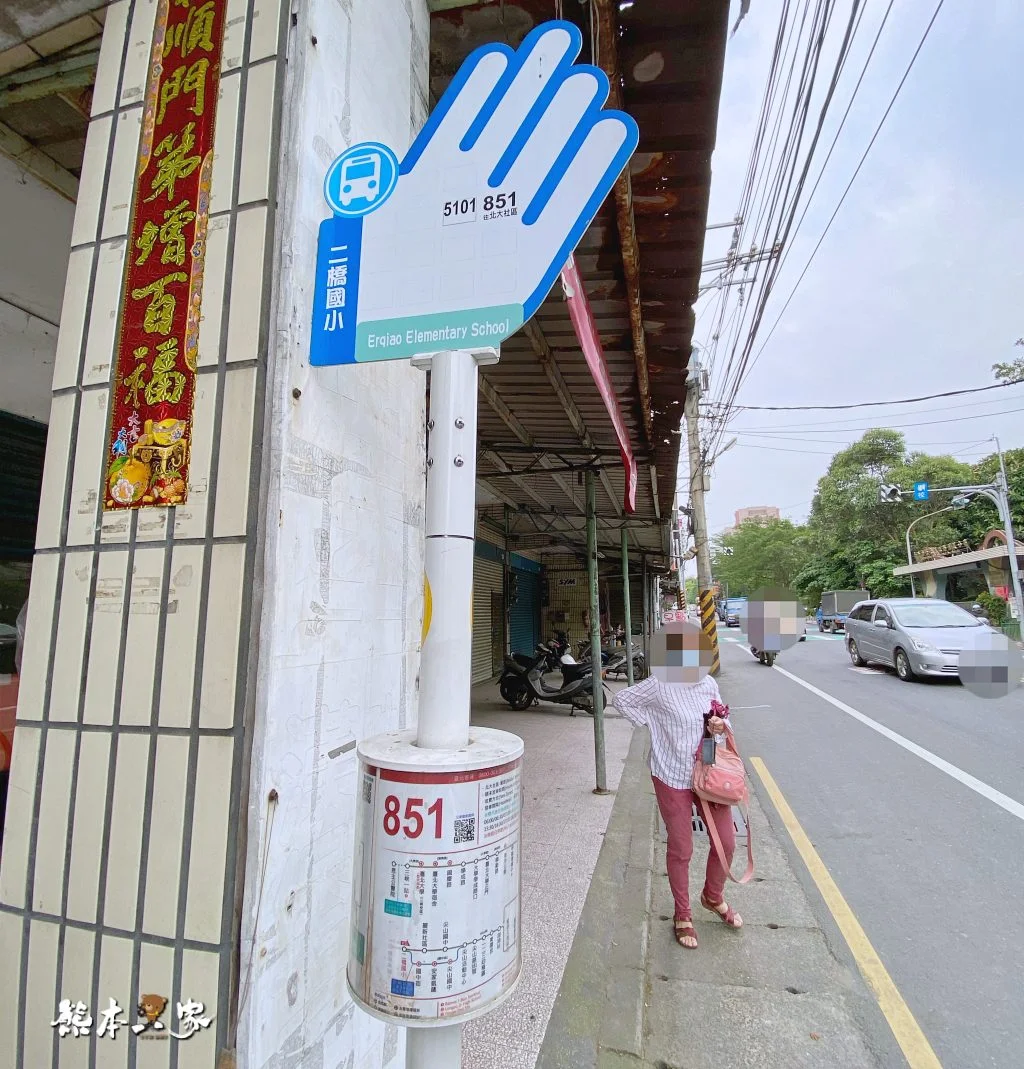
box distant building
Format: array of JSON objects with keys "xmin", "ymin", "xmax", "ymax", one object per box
[{"xmin": 735, "ymin": 505, "xmax": 780, "ymax": 526}]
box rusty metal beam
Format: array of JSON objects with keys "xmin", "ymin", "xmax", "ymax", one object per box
[
  {"xmin": 477, "ymin": 478, "xmax": 517, "ymax": 508},
  {"xmin": 478, "ymin": 371, "xmax": 582, "ymax": 510},
  {"xmin": 478, "ymin": 374, "xmax": 531, "ymax": 447},
  {"xmin": 522, "ymin": 319, "xmax": 592, "ymax": 446},
  {"xmin": 479, "ymin": 360, "xmax": 609, "ymax": 518},
  {"xmin": 481, "ymin": 450, "xmax": 551, "ymax": 511},
  {"xmin": 520, "ymin": 317, "xmax": 623, "ymax": 517},
  {"xmin": 594, "ymin": 0, "xmax": 653, "ymax": 448}
]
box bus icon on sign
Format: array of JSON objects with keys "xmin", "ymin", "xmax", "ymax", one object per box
[
  {"xmin": 324, "ymin": 142, "xmax": 399, "ymax": 218},
  {"xmin": 340, "ymin": 153, "xmax": 381, "ymax": 207}
]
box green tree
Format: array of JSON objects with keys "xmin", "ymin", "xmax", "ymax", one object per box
[
  {"xmin": 711, "ymin": 518, "xmax": 808, "ymax": 597},
  {"xmin": 685, "ymin": 577, "xmax": 698, "ymax": 605},
  {"xmin": 949, "ymin": 447, "xmax": 1024, "ymax": 546},
  {"xmin": 794, "ymin": 430, "xmax": 974, "ymax": 600},
  {"xmin": 992, "ymin": 338, "xmax": 1024, "ymax": 384}
]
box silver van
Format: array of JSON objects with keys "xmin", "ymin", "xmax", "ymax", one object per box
[{"xmin": 844, "ymin": 597, "xmax": 1001, "ymax": 682}]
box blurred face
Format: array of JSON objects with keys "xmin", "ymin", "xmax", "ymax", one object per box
[
  {"xmin": 958, "ymin": 633, "xmax": 1024, "ymax": 699},
  {"xmin": 650, "ymin": 620, "xmax": 714, "ymax": 684},
  {"xmin": 744, "ymin": 588, "xmax": 803, "ymax": 652}
]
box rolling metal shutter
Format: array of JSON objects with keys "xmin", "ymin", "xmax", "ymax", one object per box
[
  {"xmin": 0, "ymin": 412, "xmax": 47, "ymax": 561},
  {"xmin": 472, "ymin": 545, "xmax": 504, "ymax": 685},
  {"xmin": 508, "ymin": 568, "xmax": 541, "ymax": 656}
]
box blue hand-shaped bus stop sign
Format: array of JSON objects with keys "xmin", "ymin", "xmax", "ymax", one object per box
[{"xmin": 310, "ymin": 20, "xmax": 639, "ymax": 365}]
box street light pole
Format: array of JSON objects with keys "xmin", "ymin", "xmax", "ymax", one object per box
[
  {"xmin": 904, "ymin": 506, "xmax": 954, "ymax": 597},
  {"xmin": 993, "ymin": 437, "xmax": 1023, "ymax": 622}
]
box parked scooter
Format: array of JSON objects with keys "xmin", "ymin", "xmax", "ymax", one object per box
[
  {"xmin": 499, "ymin": 650, "xmax": 545, "ymax": 703},
  {"xmin": 604, "ymin": 648, "xmax": 647, "ymax": 680},
  {"xmin": 750, "ymin": 645, "xmax": 776, "ymax": 667},
  {"xmin": 540, "ymin": 630, "xmax": 571, "ymax": 671},
  {"xmin": 576, "ymin": 638, "xmax": 612, "ymax": 666},
  {"xmin": 509, "ymin": 631, "xmax": 571, "ymax": 674},
  {"xmin": 497, "ymin": 649, "xmax": 609, "ymax": 715}
]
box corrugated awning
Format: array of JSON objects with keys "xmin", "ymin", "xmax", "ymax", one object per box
[{"xmin": 430, "ymin": 0, "xmax": 729, "ymax": 559}]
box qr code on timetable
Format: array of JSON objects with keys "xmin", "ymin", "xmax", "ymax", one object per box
[
  {"xmin": 454, "ymin": 815, "xmax": 476, "ymax": 844},
  {"xmin": 361, "ymin": 775, "xmax": 373, "ymax": 804}
]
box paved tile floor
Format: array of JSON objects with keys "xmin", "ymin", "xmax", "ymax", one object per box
[{"xmin": 462, "ymin": 681, "xmax": 633, "ymax": 1069}]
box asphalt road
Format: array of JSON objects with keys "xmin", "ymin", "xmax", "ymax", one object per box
[{"xmin": 716, "ymin": 625, "xmax": 1024, "ymax": 1069}]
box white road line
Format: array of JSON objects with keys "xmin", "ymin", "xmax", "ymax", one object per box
[{"xmin": 772, "ymin": 664, "xmax": 1024, "ymax": 823}]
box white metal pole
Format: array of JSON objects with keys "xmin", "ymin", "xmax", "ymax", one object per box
[
  {"xmin": 413, "ymin": 348, "xmax": 495, "ymax": 751},
  {"xmin": 407, "ymin": 1027, "xmax": 464, "ymax": 1068},
  {"xmin": 905, "ymin": 506, "xmax": 953, "ymax": 598},
  {"xmin": 994, "ymin": 437, "xmax": 1024, "ymax": 623},
  {"xmin": 407, "ymin": 347, "xmax": 497, "ymax": 1068},
  {"xmin": 905, "ymin": 522, "xmax": 917, "ymax": 598}
]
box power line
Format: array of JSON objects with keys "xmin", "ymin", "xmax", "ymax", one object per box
[
  {"xmin": 735, "ymin": 442, "xmax": 838, "ymax": 455},
  {"xmin": 727, "ymin": 394, "xmax": 1024, "ymax": 433},
  {"xmin": 718, "ymin": 0, "xmax": 862, "ymax": 417},
  {"xmin": 761, "ymin": 0, "xmax": 895, "ymax": 305},
  {"xmin": 735, "ymin": 0, "xmax": 946, "ymax": 390},
  {"xmin": 735, "ymin": 403, "xmax": 1024, "ymax": 435},
  {"xmin": 724, "ymin": 379, "xmax": 1014, "ymax": 412},
  {"xmin": 705, "ymin": 0, "xmax": 870, "ymax": 462},
  {"xmin": 733, "ymin": 432, "xmax": 1002, "ymax": 449}
]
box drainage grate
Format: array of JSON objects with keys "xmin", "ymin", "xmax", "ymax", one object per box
[{"xmin": 690, "ymin": 803, "xmax": 746, "ymax": 836}]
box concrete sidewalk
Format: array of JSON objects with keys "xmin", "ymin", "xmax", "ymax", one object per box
[
  {"xmin": 536, "ymin": 726, "xmax": 886, "ymax": 1069},
  {"xmin": 463, "ymin": 682, "xmax": 635, "ymax": 1069}
]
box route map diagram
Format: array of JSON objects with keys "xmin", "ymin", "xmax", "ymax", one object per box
[{"xmin": 349, "ymin": 758, "xmax": 523, "ymax": 1022}]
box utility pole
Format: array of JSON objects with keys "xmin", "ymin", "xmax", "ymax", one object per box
[{"xmin": 684, "ymin": 366, "xmax": 721, "ymax": 675}]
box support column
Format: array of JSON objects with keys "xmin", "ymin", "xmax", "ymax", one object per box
[
  {"xmin": 621, "ymin": 529, "xmax": 634, "ymax": 686},
  {"xmin": 641, "ymin": 554, "xmax": 649, "ymax": 664},
  {"xmin": 585, "ymin": 470, "xmax": 607, "ymax": 793},
  {"xmin": 0, "ymin": 3, "xmax": 296, "ymax": 1066}
]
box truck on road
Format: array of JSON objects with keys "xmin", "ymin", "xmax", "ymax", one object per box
[{"xmin": 816, "ymin": 590, "xmax": 862, "ymax": 633}]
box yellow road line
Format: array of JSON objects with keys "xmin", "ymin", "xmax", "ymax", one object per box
[{"xmin": 751, "ymin": 757, "xmax": 943, "ymax": 1069}]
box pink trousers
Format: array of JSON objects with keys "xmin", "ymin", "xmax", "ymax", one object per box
[{"xmin": 653, "ymin": 776, "xmax": 736, "ymax": 922}]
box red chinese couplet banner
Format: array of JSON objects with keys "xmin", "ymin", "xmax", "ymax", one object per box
[{"xmin": 103, "ymin": 0, "xmax": 228, "ymax": 510}]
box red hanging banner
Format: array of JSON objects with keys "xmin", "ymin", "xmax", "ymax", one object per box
[{"xmin": 103, "ymin": 0, "xmax": 228, "ymax": 510}]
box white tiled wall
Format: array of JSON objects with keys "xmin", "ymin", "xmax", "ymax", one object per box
[{"xmin": 2, "ymin": 0, "xmax": 288, "ymax": 1064}]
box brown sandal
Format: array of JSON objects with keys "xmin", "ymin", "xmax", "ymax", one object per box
[
  {"xmin": 701, "ymin": 892, "xmax": 743, "ymax": 929},
  {"xmin": 674, "ymin": 920, "xmax": 698, "ymax": 949}
]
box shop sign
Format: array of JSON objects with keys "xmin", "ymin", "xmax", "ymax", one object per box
[{"xmin": 103, "ymin": 0, "xmax": 227, "ymax": 510}]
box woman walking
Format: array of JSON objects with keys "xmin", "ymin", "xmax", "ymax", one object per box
[{"xmin": 612, "ymin": 665, "xmax": 742, "ymax": 949}]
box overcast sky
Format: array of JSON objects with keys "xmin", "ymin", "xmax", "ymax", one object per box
[{"xmin": 682, "ymin": 0, "xmax": 1024, "ymax": 570}]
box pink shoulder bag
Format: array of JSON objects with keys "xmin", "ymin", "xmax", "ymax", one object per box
[{"xmin": 691, "ymin": 720, "xmax": 755, "ymax": 884}]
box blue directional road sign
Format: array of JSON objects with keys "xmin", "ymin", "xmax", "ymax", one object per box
[
  {"xmin": 913, "ymin": 481, "xmax": 929, "ymax": 501},
  {"xmin": 309, "ymin": 21, "xmax": 639, "ymax": 366}
]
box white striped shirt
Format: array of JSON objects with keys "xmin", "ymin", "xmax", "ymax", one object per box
[{"xmin": 612, "ymin": 675, "xmax": 722, "ymax": 789}]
